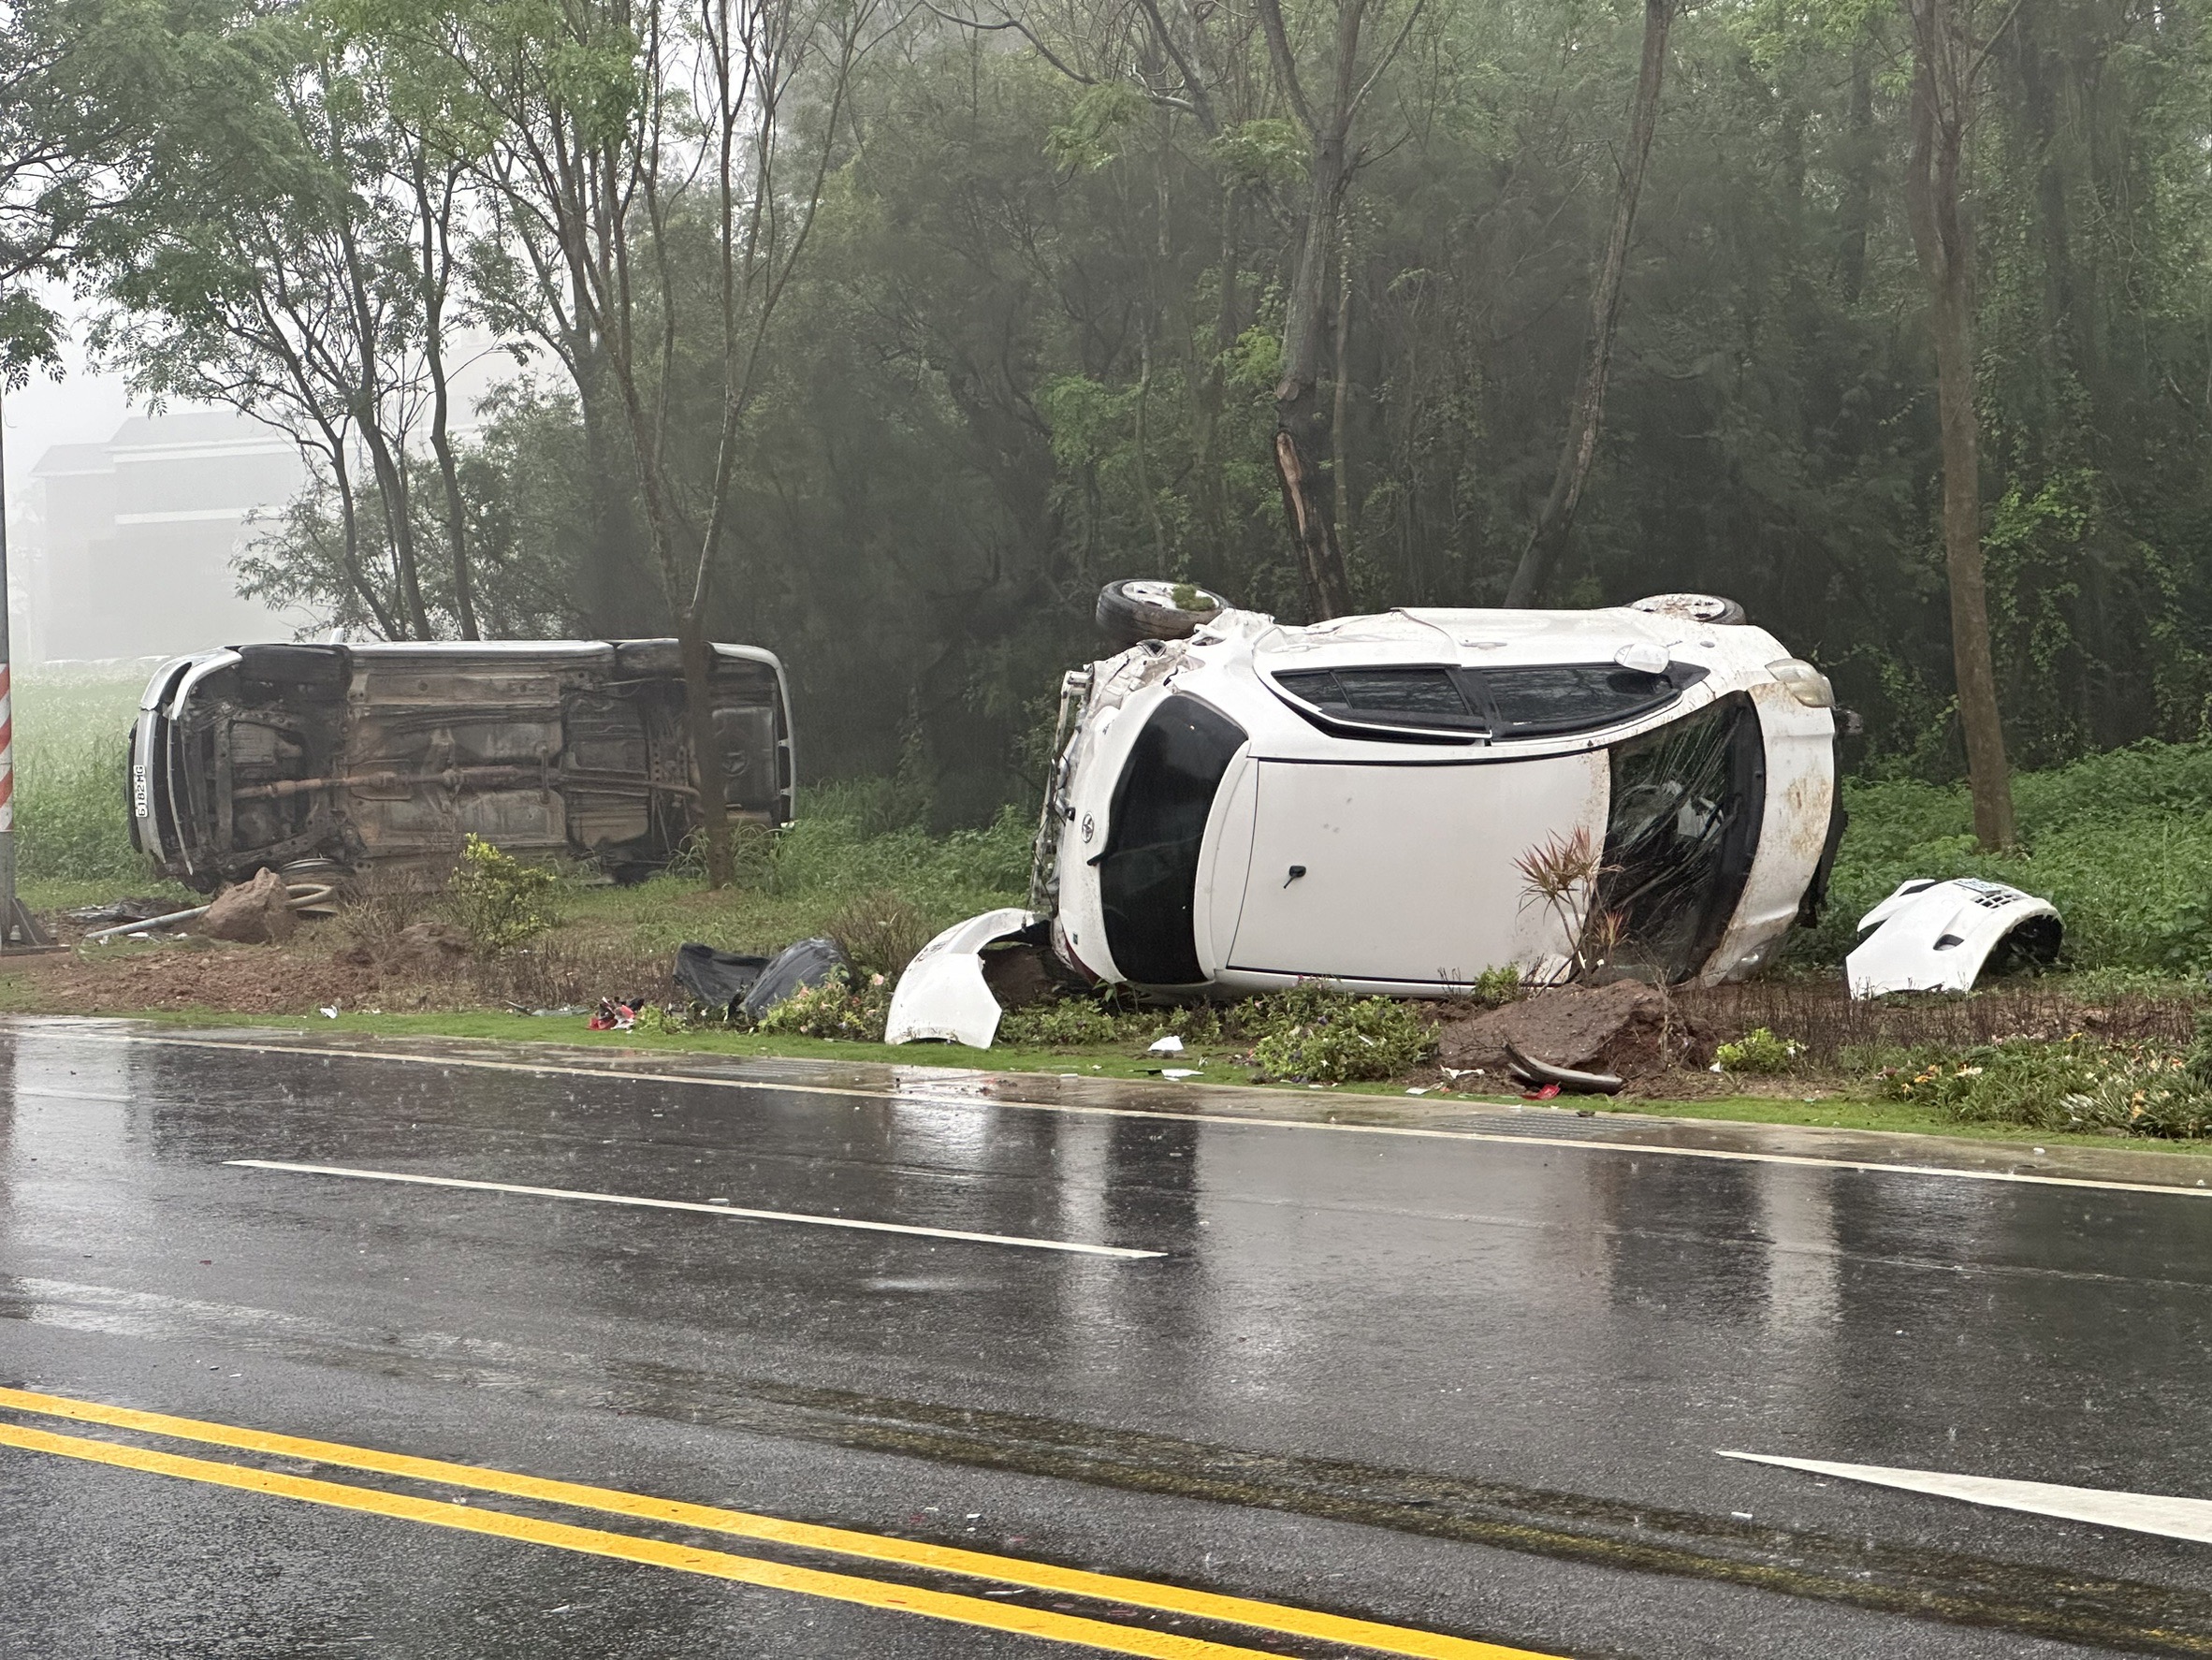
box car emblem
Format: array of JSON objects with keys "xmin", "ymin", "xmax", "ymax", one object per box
[{"xmin": 1081, "ymin": 813, "xmax": 1096, "ymax": 844}]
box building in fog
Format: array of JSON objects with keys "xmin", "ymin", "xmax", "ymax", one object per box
[{"xmin": 24, "ymin": 410, "xmax": 315, "ymax": 663}]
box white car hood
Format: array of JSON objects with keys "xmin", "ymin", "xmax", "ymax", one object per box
[{"xmin": 1845, "ymin": 878, "xmax": 2062, "ymax": 998}]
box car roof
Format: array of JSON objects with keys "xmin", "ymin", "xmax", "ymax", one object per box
[{"xmin": 1246, "ymin": 606, "xmax": 1690, "ymax": 672}]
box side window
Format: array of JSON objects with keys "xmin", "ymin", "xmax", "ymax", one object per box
[
  {"xmin": 1099, "ymin": 694, "xmax": 1247, "ymax": 984},
  {"xmin": 1472, "ymin": 663, "xmax": 1704, "ymax": 738},
  {"xmin": 1271, "ymin": 666, "xmax": 1484, "ymax": 733}
]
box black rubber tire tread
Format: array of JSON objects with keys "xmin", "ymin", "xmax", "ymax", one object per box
[{"xmin": 1095, "ymin": 579, "xmax": 1227, "ymax": 652}]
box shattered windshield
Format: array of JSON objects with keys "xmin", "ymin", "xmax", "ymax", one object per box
[{"xmin": 1592, "ymin": 693, "xmax": 1765, "ymax": 982}]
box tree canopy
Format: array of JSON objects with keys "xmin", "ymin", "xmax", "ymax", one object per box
[{"xmin": 10, "ymin": 0, "xmax": 2212, "ymax": 827}]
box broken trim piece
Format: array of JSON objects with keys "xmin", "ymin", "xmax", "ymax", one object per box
[
  {"xmin": 1845, "ymin": 878, "xmax": 2062, "ymax": 999},
  {"xmin": 884, "ymin": 908, "xmax": 1040, "ymax": 1048}
]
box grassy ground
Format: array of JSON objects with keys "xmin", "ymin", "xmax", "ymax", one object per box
[
  {"xmin": 76, "ymin": 1003, "xmax": 2212, "ymax": 1158},
  {"xmin": 17, "ymin": 663, "xmax": 2212, "ymax": 1150}
]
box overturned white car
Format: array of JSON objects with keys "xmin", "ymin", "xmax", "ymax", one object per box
[{"xmin": 890, "ymin": 587, "xmax": 1843, "ymax": 1043}]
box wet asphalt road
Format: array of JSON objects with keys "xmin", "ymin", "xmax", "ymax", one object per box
[{"xmin": 2, "ymin": 1022, "xmax": 2210, "ymax": 1658}]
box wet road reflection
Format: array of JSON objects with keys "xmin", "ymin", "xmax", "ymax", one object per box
[{"xmin": 3, "ymin": 1024, "xmax": 2210, "ymax": 1657}]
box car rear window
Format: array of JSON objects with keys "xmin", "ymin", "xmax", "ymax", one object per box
[{"xmin": 1270, "ymin": 662, "xmax": 1703, "ymax": 739}]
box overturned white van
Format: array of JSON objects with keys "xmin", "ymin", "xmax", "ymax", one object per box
[{"xmin": 1037, "ymin": 589, "xmax": 1841, "ymax": 999}]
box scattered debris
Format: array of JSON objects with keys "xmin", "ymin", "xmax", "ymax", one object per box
[
  {"xmin": 1148, "ymin": 1035, "xmax": 1185, "ymax": 1055},
  {"xmin": 672, "ymin": 943, "xmax": 772, "ymax": 1017},
  {"xmin": 65, "ymin": 897, "xmax": 182, "ymax": 928},
  {"xmin": 740, "ymin": 939, "xmax": 852, "ymax": 1022},
  {"xmin": 1504, "ymin": 1040, "xmax": 1624, "ymax": 1096},
  {"xmin": 885, "ymin": 909, "xmax": 1041, "ymax": 1048},
  {"xmin": 589, "ymin": 997, "xmax": 642, "ymax": 1031},
  {"xmin": 1846, "ymin": 878, "xmax": 2063, "ymax": 999},
  {"xmin": 669, "ymin": 936, "xmax": 853, "ymax": 1025}
]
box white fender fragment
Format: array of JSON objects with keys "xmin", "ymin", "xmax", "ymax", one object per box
[
  {"xmin": 885, "ymin": 907, "xmax": 1041, "ymax": 1048},
  {"xmin": 1845, "ymin": 878, "xmax": 2062, "ymax": 999}
]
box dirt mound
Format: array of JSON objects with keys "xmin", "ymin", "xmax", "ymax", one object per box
[{"xmin": 1433, "ymin": 981, "xmax": 1706, "ymax": 1089}]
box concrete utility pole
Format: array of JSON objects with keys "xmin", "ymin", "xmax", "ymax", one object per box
[{"xmin": 0, "ymin": 386, "xmax": 56, "ymax": 951}]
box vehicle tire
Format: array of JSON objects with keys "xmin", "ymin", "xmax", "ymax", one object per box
[
  {"xmin": 1629, "ymin": 592, "xmax": 1747, "ymax": 627},
  {"xmin": 1096, "ymin": 579, "xmax": 1229, "ymax": 652}
]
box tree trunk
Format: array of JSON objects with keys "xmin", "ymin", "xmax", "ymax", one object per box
[
  {"xmin": 1505, "ymin": 0, "xmax": 1674, "ymax": 608},
  {"xmin": 1332, "ymin": 209, "xmax": 1355, "ymax": 559},
  {"xmin": 416, "ymin": 155, "xmax": 479, "ymax": 639},
  {"xmin": 1904, "ymin": 0, "xmax": 2016, "ymax": 850},
  {"xmin": 679, "ymin": 619, "xmax": 732, "ymax": 888},
  {"xmin": 1273, "ymin": 127, "xmax": 1356, "ymax": 619},
  {"xmin": 1838, "ymin": 36, "xmax": 1874, "ymax": 304}
]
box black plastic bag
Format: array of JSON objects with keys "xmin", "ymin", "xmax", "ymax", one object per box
[
  {"xmin": 740, "ymin": 937, "xmax": 852, "ymax": 1022},
  {"xmin": 673, "ymin": 942, "xmax": 771, "ymax": 1015}
]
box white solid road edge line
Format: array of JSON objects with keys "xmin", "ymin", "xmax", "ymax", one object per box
[
  {"xmin": 1716, "ymin": 1449, "xmax": 2212, "ymax": 1545},
  {"xmin": 55, "ymin": 1030, "xmax": 2212, "ymax": 1201},
  {"xmin": 226, "ymin": 1159, "xmax": 1164, "ymax": 1260}
]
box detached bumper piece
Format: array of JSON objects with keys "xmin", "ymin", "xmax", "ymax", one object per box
[
  {"xmin": 885, "ymin": 908, "xmax": 1041, "ymax": 1048},
  {"xmin": 1846, "ymin": 878, "xmax": 2062, "ymax": 998}
]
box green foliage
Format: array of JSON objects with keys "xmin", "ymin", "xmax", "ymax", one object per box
[
  {"xmin": 1464, "ymin": 966, "xmax": 1523, "ymax": 1008},
  {"xmin": 630, "ymin": 1002, "xmax": 690, "ymax": 1036},
  {"xmin": 1712, "ymin": 1027, "xmax": 1805, "ymax": 1074},
  {"xmin": 751, "ymin": 970, "xmax": 891, "ymax": 1041},
  {"xmin": 447, "ymin": 835, "xmax": 559, "ymax": 952},
  {"xmin": 1804, "ymin": 740, "xmax": 2212, "ymax": 970},
  {"xmin": 1874, "ymin": 1036, "xmax": 2212, "ymax": 1139},
  {"xmin": 12, "ymin": 670, "xmax": 148, "ymax": 893},
  {"xmin": 997, "ymin": 998, "xmax": 1133, "ymax": 1048},
  {"xmin": 1044, "ymin": 82, "xmax": 1146, "ymax": 172},
  {"xmin": 1247, "ymin": 984, "xmax": 1435, "ymax": 1083},
  {"xmin": 1207, "ymin": 119, "xmax": 1303, "ymax": 188}
]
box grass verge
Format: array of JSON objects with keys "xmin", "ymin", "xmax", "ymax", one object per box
[{"xmin": 48, "ymin": 1003, "xmax": 2212, "ymax": 1159}]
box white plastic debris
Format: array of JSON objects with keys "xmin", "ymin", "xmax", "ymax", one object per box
[
  {"xmin": 1161, "ymin": 1068, "xmax": 1201, "ymax": 1080},
  {"xmin": 1845, "ymin": 878, "xmax": 2062, "ymax": 999},
  {"xmin": 884, "ymin": 908, "xmax": 1039, "ymax": 1048},
  {"xmin": 319, "ymin": 1006, "xmax": 339, "ymax": 1019},
  {"xmin": 1148, "ymin": 1035, "xmax": 1185, "ymax": 1055}
]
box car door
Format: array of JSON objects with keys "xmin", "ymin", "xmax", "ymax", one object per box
[{"xmin": 1224, "ymin": 752, "xmax": 1608, "ymax": 985}]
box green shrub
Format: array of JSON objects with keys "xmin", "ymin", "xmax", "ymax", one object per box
[
  {"xmin": 448, "ymin": 836, "xmax": 560, "ymax": 951},
  {"xmin": 630, "ymin": 1003, "xmax": 691, "ymax": 1036},
  {"xmin": 1713, "ymin": 1027, "xmax": 1805, "ymax": 1074},
  {"xmin": 752, "ymin": 970, "xmax": 891, "ymax": 1041},
  {"xmin": 13, "ymin": 669, "xmax": 150, "ymax": 890},
  {"xmin": 997, "ymin": 999, "xmax": 1133, "ymax": 1047},
  {"xmin": 1873, "ymin": 1034, "xmax": 2212, "ymax": 1136},
  {"xmin": 1466, "ymin": 966, "xmax": 1523, "ymax": 1008},
  {"xmin": 1247, "ymin": 983, "xmax": 1434, "ymax": 1083}
]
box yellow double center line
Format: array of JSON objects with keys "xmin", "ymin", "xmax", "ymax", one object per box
[{"xmin": 0, "ymin": 1386, "xmax": 1559, "ymax": 1659}]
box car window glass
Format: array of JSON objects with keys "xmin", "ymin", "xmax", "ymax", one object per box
[
  {"xmin": 1271, "ymin": 667, "xmax": 1482, "ymax": 731},
  {"xmin": 1475, "ymin": 665, "xmax": 1686, "ymax": 736}
]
